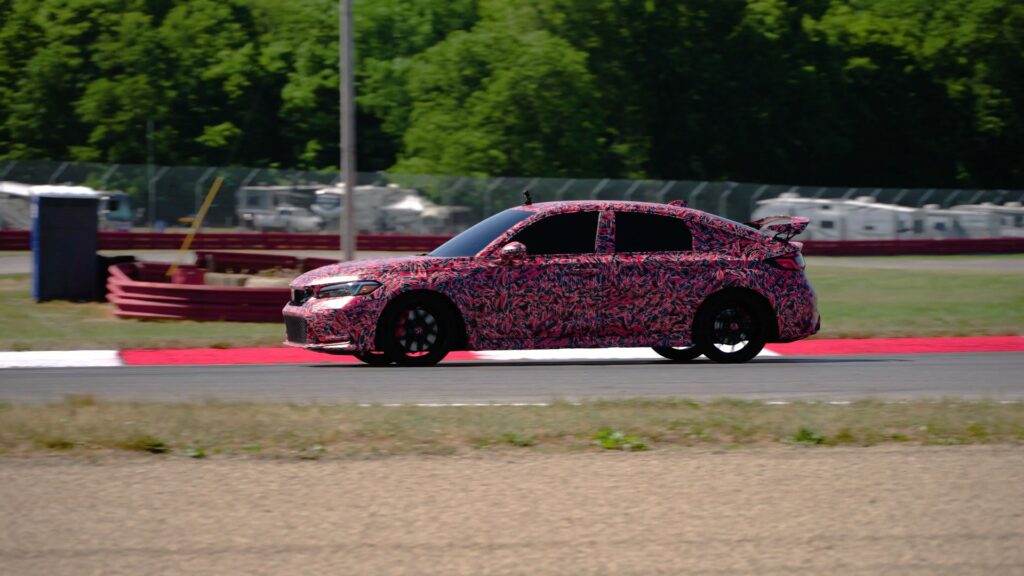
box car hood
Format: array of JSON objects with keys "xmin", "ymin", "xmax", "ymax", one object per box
[{"xmin": 291, "ymin": 255, "xmax": 463, "ymax": 287}]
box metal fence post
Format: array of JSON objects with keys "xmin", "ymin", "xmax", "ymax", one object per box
[
  {"xmin": 748, "ymin": 184, "xmax": 770, "ymax": 215},
  {"xmin": 687, "ymin": 181, "xmax": 708, "ymax": 208},
  {"xmin": 717, "ymin": 181, "xmax": 737, "ymax": 217},
  {"xmin": 523, "ymin": 177, "xmax": 539, "ymax": 197},
  {"xmin": 0, "ymin": 160, "xmax": 16, "ymax": 180},
  {"xmin": 149, "ymin": 166, "xmax": 169, "ymax": 228},
  {"xmin": 47, "ymin": 161, "xmax": 70, "ymax": 184},
  {"xmin": 482, "ymin": 177, "xmax": 504, "ymax": 217},
  {"xmin": 194, "ymin": 167, "xmax": 217, "ymax": 215},
  {"xmin": 655, "ymin": 181, "xmax": 677, "ymax": 203},
  {"xmin": 99, "ymin": 164, "xmax": 120, "ymax": 189},
  {"xmin": 588, "ymin": 178, "xmax": 610, "ymax": 200},
  {"xmin": 966, "ymin": 189, "xmax": 987, "ymax": 205},
  {"xmin": 554, "ymin": 179, "xmax": 576, "ymax": 201},
  {"xmin": 623, "ymin": 181, "xmax": 641, "ymax": 201}
]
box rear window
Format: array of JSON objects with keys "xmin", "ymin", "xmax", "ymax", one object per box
[
  {"xmin": 510, "ymin": 211, "xmax": 599, "ymax": 255},
  {"xmin": 615, "ymin": 212, "xmax": 692, "ymax": 252}
]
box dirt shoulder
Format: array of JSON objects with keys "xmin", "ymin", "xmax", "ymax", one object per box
[{"xmin": 2, "ymin": 446, "xmax": 1022, "ymax": 575}]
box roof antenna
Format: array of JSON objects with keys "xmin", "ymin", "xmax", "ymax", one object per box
[{"xmin": 523, "ymin": 189, "xmax": 533, "ymax": 206}]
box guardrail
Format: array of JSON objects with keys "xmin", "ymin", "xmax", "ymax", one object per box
[{"xmin": 4, "ymin": 228, "xmax": 1023, "ymax": 255}]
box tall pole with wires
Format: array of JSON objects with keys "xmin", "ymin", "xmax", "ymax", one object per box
[{"xmin": 339, "ymin": 0, "xmax": 356, "ymax": 261}]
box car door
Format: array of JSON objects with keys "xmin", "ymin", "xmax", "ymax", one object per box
[
  {"xmin": 463, "ymin": 210, "xmax": 604, "ymax": 345},
  {"xmin": 600, "ymin": 210, "xmax": 700, "ymax": 344}
]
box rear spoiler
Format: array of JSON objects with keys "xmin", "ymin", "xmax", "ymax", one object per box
[{"xmin": 745, "ymin": 215, "xmax": 810, "ymax": 242}]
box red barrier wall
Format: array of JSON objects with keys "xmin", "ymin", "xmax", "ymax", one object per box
[
  {"xmin": 0, "ymin": 229, "xmax": 449, "ymax": 252},
  {"xmin": 107, "ymin": 262, "xmax": 289, "ymax": 322},
  {"xmin": 0, "ymin": 229, "xmax": 28, "ymax": 250},
  {"xmin": 799, "ymin": 237, "xmax": 1024, "ymax": 256}
]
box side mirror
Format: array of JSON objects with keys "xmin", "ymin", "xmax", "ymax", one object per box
[{"xmin": 498, "ymin": 242, "xmax": 527, "ymax": 263}]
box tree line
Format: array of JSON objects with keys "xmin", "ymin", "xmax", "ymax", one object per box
[{"xmin": 0, "ymin": 0, "xmax": 1021, "ymax": 188}]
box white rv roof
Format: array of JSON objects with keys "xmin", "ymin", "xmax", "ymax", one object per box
[{"xmin": 758, "ymin": 195, "xmax": 917, "ymax": 213}]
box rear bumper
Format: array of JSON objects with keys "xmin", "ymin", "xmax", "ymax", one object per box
[{"xmin": 775, "ymin": 315, "xmax": 820, "ymax": 343}]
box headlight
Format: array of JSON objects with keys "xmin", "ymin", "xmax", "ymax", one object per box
[{"xmin": 315, "ymin": 280, "xmax": 381, "ymax": 299}]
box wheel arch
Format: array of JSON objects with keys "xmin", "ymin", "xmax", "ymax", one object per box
[{"xmin": 374, "ymin": 288, "xmax": 469, "ymax": 351}]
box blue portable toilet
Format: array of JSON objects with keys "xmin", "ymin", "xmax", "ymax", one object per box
[{"xmin": 31, "ymin": 190, "xmax": 99, "ymax": 301}]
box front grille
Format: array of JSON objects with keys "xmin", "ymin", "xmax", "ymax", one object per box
[
  {"xmin": 290, "ymin": 287, "xmax": 314, "ymax": 306},
  {"xmin": 284, "ymin": 315, "xmax": 307, "ymax": 344}
]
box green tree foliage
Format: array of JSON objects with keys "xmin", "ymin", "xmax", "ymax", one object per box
[{"xmin": 0, "ymin": 0, "xmax": 1021, "ymax": 188}]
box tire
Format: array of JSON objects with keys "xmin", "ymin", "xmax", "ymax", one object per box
[
  {"xmin": 653, "ymin": 345, "xmax": 702, "ymax": 362},
  {"xmin": 379, "ymin": 294, "xmax": 455, "ymax": 367},
  {"xmin": 693, "ymin": 294, "xmax": 767, "ymax": 364},
  {"xmin": 353, "ymin": 351, "xmax": 392, "ymax": 366}
]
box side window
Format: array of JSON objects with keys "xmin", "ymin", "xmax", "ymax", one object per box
[
  {"xmin": 614, "ymin": 212, "xmax": 692, "ymax": 253},
  {"xmin": 510, "ymin": 211, "xmax": 599, "ymax": 255}
]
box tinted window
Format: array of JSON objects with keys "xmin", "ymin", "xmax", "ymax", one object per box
[
  {"xmin": 615, "ymin": 212, "xmax": 692, "ymax": 252},
  {"xmin": 429, "ymin": 209, "xmax": 532, "ymax": 257},
  {"xmin": 510, "ymin": 211, "xmax": 599, "ymax": 255}
]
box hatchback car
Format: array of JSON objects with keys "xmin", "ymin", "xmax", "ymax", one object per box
[{"xmin": 283, "ymin": 200, "xmax": 819, "ymax": 366}]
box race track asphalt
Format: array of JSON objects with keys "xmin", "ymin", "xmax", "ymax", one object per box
[{"xmin": 1, "ymin": 352, "xmax": 1021, "ymax": 404}]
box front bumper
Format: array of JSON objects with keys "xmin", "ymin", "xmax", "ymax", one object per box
[
  {"xmin": 282, "ymin": 337, "xmax": 357, "ymax": 354},
  {"xmin": 281, "ymin": 292, "xmax": 387, "ymax": 352}
]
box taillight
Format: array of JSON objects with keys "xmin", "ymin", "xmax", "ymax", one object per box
[{"xmin": 769, "ymin": 254, "xmax": 805, "ymax": 271}]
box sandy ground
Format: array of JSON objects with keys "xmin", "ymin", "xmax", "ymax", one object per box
[{"xmin": 1, "ymin": 446, "xmax": 1022, "ymax": 575}]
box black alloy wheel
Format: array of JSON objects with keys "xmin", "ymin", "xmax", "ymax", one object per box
[
  {"xmin": 652, "ymin": 345, "xmax": 702, "ymax": 362},
  {"xmin": 380, "ymin": 296, "xmax": 454, "ymax": 367},
  {"xmin": 353, "ymin": 350, "xmax": 392, "ymax": 366},
  {"xmin": 694, "ymin": 296, "xmax": 767, "ymax": 363}
]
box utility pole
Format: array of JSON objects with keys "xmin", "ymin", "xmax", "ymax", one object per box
[
  {"xmin": 339, "ymin": 0, "xmax": 356, "ymax": 261},
  {"xmin": 146, "ymin": 118, "xmax": 155, "ymax": 229}
]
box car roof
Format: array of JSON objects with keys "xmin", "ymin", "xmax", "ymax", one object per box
[
  {"xmin": 509, "ymin": 199, "xmax": 767, "ymax": 243},
  {"xmin": 519, "ymin": 200, "xmax": 694, "ymax": 215}
]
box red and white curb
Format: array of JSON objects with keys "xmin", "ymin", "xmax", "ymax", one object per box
[{"xmin": 0, "ymin": 337, "xmax": 1022, "ymax": 369}]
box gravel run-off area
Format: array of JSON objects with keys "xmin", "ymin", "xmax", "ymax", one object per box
[{"xmin": 1, "ymin": 446, "xmax": 1022, "ymax": 575}]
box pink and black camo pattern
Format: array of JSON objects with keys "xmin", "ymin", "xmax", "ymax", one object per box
[{"xmin": 283, "ymin": 201, "xmax": 819, "ymax": 353}]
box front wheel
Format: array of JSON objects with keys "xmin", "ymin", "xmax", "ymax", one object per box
[
  {"xmin": 693, "ymin": 296, "xmax": 767, "ymax": 364},
  {"xmin": 652, "ymin": 345, "xmax": 702, "ymax": 362},
  {"xmin": 379, "ymin": 295, "xmax": 454, "ymax": 367}
]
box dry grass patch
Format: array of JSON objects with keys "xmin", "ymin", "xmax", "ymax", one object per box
[{"xmin": 0, "ymin": 397, "xmax": 1022, "ymax": 458}]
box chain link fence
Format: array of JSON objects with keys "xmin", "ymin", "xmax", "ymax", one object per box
[{"xmin": 2, "ymin": 159, "xmax": 1022, "ymax": 233}]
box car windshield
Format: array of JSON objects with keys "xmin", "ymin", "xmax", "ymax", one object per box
[{"xmin": 429, "ymin": 209, "xmax": 533, "ymax": 257}]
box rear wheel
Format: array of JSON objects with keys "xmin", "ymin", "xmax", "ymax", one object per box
[
  {"xmin": 353, "ymin": 351, "xmax": 392, "ymax": 366},
  {"xmin": 379, "ymin": 295, "xmax": 454, "ymax": 367},
  {"xmin": 694, "ymin": 295, "xmax": 767, "ymax": 364},
  {"xmin": 652, "ymin": 345, "xmax": 702, "ymax": 362}
]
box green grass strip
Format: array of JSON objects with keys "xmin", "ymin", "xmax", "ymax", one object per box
[{"xmin": 1, "ymin": 397, "xmax": 1021, "ymax": 458}]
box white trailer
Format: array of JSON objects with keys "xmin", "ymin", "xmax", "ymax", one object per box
[
  {"xmin": 0, "ymin": 181, "xmax": 132, "ymax": 230},
  {"xmin": 751, "ymin": 193, "xmax": 918, "ymax": 241}
]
